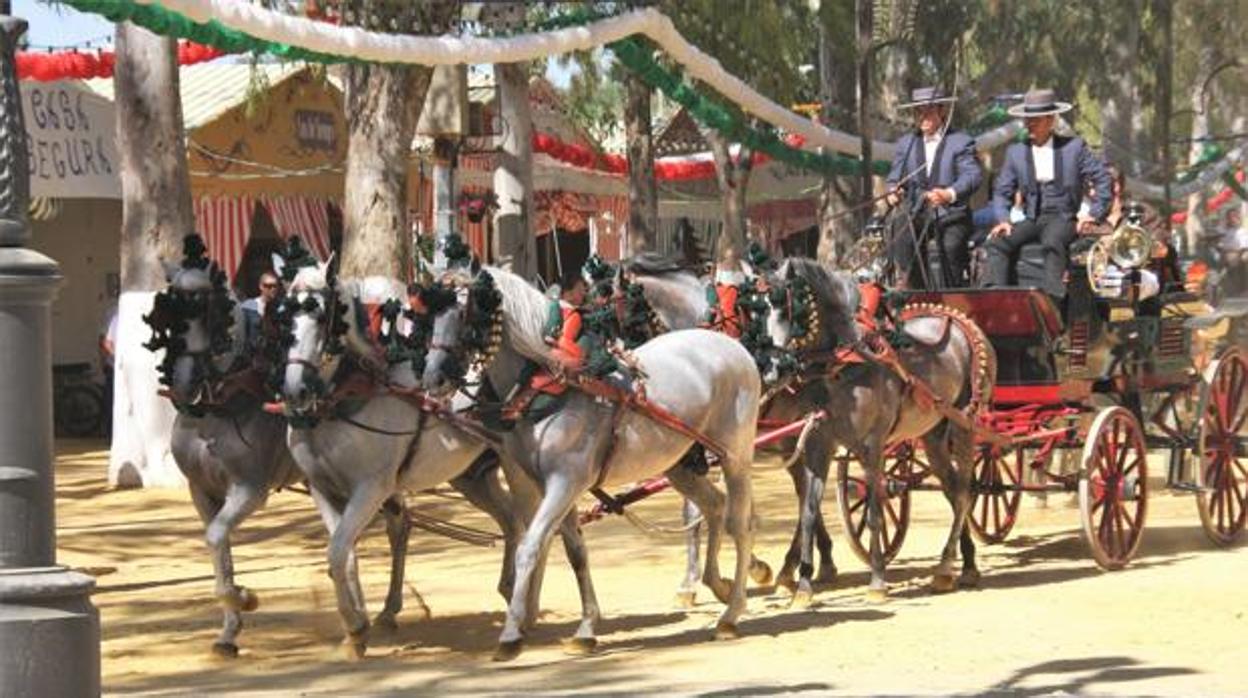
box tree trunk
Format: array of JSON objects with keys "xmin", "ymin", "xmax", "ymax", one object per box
[
  {"xmin": 1099, "ymin": 0, "xmax": 1140, "ymax": 175},
  {"xmin": 855, "ymin": 0, "xmax": 874, "ymax": 225},
  {"xmin": 340, "ymin": 62, "xmax": 431, "ymax": 280},
  {"xmin": 1183, "ymin": 45, "xmax": 1218, "ymax": 254},
  {"xmin": 624, "ymin": 73, "xmax": 658, "ymax": 255},
  {"xmin": 706, "ymin": 129, "xmax": 751, "ymax": 266},
  {"xmin": 339, "ymin": 1, "xmax": 456, "ymax": 280},
  {"xmin": 110, "ymin": 23, "xmax": 193, "ymax": 488},
  {"xmin": 815, "ymin": 15, "xmax": 861, "ymax": 267},
  {"xmin": 492, "ymin": 62, "xmax": 537, "ymax": 280}
]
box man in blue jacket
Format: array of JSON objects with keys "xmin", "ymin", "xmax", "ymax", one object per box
[
  {"xmin": 982, "ymin": 88, "xmax": 1112, "ymax": 298},
  {"xmin": 885, "ymin": 86, "xmax": 983, "ymax": 288}
]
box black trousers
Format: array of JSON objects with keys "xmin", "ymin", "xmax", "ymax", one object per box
[
  {"xmin": 891, "ymin": 210, "xmax": 973, "ymax": 289},
  {"xmin": 982, "ymin": 214, "xmax": 1075, "ymax": 297}
]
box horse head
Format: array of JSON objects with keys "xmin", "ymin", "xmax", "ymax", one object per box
[
  {"xmin": 421, "ymin": 257, "xmax": 503, "ymax": 397},
  {"xmin": 763, "ymin": 258, "xmax": 860, "ymax": 356},
  {"xmin": 274, "ymin": 256, "xmax": 344, "ymax": 419},
  {"xmin": 146, "ymin": 235, "xmax": 240, "ymax": 409}
]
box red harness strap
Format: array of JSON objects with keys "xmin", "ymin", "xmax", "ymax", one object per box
[{"xmin": 572, "ymin": 376, "xmax": 730, "ymax": 461}]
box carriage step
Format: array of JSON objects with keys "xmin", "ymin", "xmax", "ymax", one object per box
[{"xmin": 1169, "ymin": 481, "xmax": 1209, "ymax": 494}]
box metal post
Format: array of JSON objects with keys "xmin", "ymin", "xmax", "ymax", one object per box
[
  {"xmin": 0, "ymin": 15, "xmax": 100, "ymax": 698},
  {"xmin": 432, "ymin": 135, "xmax": 458, "ymax": 268}
]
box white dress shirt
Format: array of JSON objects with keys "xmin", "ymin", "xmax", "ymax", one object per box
[
  {"xmin": 1032, "ymin": 137, "xmax": 1055, "ymax": 182},
  {"xmin": 922, "ymin": 133, "xmax": 956, "ymax": 203},
  {"xmin": 923, "ymin": 134, "xmax": 941, "ymax": 176}
]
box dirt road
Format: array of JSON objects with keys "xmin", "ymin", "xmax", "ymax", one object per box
[{"xmin": 53, "ymin": 440, "xmax": 1245, "ymax": 696}]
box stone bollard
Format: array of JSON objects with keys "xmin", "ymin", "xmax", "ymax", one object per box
[{"xmin": 0, "ymin": 15, "xmax": 100, "ymax": 697}]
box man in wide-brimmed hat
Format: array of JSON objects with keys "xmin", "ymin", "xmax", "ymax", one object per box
[
  {"xmin": 982, "ymin": 88, "xmax": 1112, "ymax": 298},
  {"xmin": 884, "ymin": 86, "xmax": 983, "ymax": 288}
]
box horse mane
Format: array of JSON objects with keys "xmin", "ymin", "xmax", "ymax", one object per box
[
  {"xmin": 482, "ymin": 266, "xmax": 562, "ymax": 367},
  {"xmin": 780, "ymin": 257, "xmax": 861, "ymax": 347}
]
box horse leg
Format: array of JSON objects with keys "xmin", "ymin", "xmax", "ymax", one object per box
[
  {"xmin": 555, "ymin": 509, "xmax": 601, "ymax": 655},
  {"xmin": 863, "ymin": 442, "xmax": 891, "ymax": 603},
  {"xmin": 922, "ymin": 425, "xmax": 963, "ymax": 593},
  {"xmin": 374, "ymin": 495, "xmax": 423, "ymax": 631},
  {"xmin": 665, "ymin": 467, "xmax": 730, "ymax": 604},
  {"xmin": 188, "ymin": 483, "xmax": 248, "ymax": 658},
  {"xmin": 791, "ymin": 436, "xmax": 832, "ymax": 609},
  {"xmin": 495, "ymin": 473, "xmax": 583, "ymax": 662},
  {"xmin": 310, "ymin": 478, "xmax": 392, "ymax": 661},
  {"xmin": 950, "ymin": 425, "xmax": 980, "ymax": 587},
  {"xmin": 498, "ymin": 458, "xmax": 549, "ymax": 631},
  {"xmin": 776, "ymin": 459, "xmax": 806, "ymax": 593},
  {"xmin": 716, "ymin": 460, "xmax": 755, "ymax": 640},
  {"xmin": 813, "ymin": 501, "xmax": 837, "ymax": 584},
  {"xmin": 449, "ymin": 453, "xmax": 523, "ymax": 602},
  {"xmin": 676, "ymin": 497, "xmax": 703, "ymax": 607}
]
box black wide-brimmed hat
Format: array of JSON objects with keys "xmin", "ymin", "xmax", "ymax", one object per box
[
  {"xmin": 1007, "ymin": 88, "xmax": 1073, "ymax": 117},
  {"xmin": 897, "ymin": 86, "xmax": 957, "ymax": 110}
]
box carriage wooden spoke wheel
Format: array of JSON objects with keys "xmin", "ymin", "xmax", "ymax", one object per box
[
  {"xmin": 1079, "ymin": 407, "xmax": 1148, "ymax": 570},
  {"xmin": 835, "ymin": 442, "xmax": 921, "ymax": 565},
  {"xmin": 1195, "ymin": 347, "xmax": 1248, "ymax": 546},
  {"xmin": 969, "ymin": 444, "xmax": 1024, "ymax": 544}
]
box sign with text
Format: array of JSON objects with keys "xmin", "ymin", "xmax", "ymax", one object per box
[
  {"xmin": 21, "ymin": 81, "xmax": 121, "ymax": 199},
  {"xmin": 294, "ymin": 109, "xmax": 337, "ymax": 152}
]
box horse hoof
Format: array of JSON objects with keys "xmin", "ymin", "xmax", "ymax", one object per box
[
  {"xmin": 789, "ymin": 588, "xmax": 814, "ymax": 610},
  {"xmin": 865, "ymin": 587, "xmax": 889, "ymax": 604},
  {"xmin": 674, "ymin": 590, "xmax": 697, "ymax": 609},
  {"xmin": 211, "ymin": 641, "xmax": 239, "ymax": 659},
  {"xmin": 749, "ymin": 559, "xmax": 774, "ymax": 587},
  {"xmin": 774, "ymin": 574, "xmax": 798, "ymax": 594},
  {"xmin": 930, "ymin": 574, "xmax": 958, "ymax": 594},
  {"xmin": 238, "ymin": 588, "xmax": 260, "ymax": 612},
  {"xmin": 562, "ymin": 637, "xmax": 598, "ymax": 656},
  {"xmin": 373, "ymin": 612, "xmax": 399, "ymax": 632},
  {"xmin": 714, "ymin": 621, "xmax": 741, "ymax": 641},
  {"xmin": 341, "ymin": 639, "xmax": 367, "ymax": 661},
  {"xmin": 815, "ymin": 564, "xmax": 838, "ymax": 585},
  {"xmin": 959, "ymin": 569, "xmax": 982, "ymax": 589},
  {"xmin": 493, "ymin": 639, "xmax": 524, "ymax": 662}
]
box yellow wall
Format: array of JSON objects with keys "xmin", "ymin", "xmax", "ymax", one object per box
[{"xmin": 188, "ymin": 69, "xmax": 347, "ymax": 200}]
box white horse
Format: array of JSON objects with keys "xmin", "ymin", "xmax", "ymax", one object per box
[
  {"xmin": 423, "ymin": 264, "xmax": 761, "ymax": 660},
  {"xmin": 153, "ymin": 254, "xmax": 303, "ymax": 658},
  {"xmin": 277, "ymin": 260, "xmax": 584, "ymax": 659}
]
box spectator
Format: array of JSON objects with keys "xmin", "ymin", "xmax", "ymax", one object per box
[{"xmin": 241, "ymin": 271, "xmax": 280, "ymax": 348}]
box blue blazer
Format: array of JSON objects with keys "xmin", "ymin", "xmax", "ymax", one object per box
[
  {"xmin": 992, "ymin": 135, "xmax": 1112, "ymax": 223},
  {"xmin": 886, "ymin": 129, "xmax": 983, "ymax": 219}
]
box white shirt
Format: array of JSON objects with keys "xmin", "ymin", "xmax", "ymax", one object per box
[
  {"xmin": 921, "ymin": 133, "xmax": 956, "ymax": 203},
  {"xmin": 1032, "ymin": 137, "xmax": 1055, "ymax": 182}
]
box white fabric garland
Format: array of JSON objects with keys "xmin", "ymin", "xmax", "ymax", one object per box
[{"xmin": 137, "ymin": 1, "xmax": 897, "ymax": 159}]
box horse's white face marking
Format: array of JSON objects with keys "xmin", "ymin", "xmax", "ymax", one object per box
[
  {"xmin": 422, "ymin": 289, "xmax": 467, "ymax": 397},
  {"xmin": 283, "ymin": 269, "xmax": 339, "ymax": 409}
]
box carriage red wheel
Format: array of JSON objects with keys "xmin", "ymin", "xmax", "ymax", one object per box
[
  {"xmin": 835, "ymin": 442, "xmax": 920, "ymax": 565},
  {"xmin": 969, "ymin": 444, "xmax": 1023, "ymax": 544},
  {"xmin": 1195, "ymin": 347, "xmax": 1248, "ymax": 546},
  {"xmin": 1079, "ymin": 407, "xmax": 1148, "ymax": 570}
]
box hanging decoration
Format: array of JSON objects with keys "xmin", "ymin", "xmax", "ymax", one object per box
[
  {"xmin": 61, "ymin": 0, "xmax": 898, "ymax": 161},
  {"xmin": 17, "ymin": 41, "xmax": 224, "ymax": 81},
  {"xmin": 532, "ymin": 130, "xmax": 792, "ymax": 182}
]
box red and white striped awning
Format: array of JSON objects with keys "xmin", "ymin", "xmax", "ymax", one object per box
[
  {"xmin": 194, "ymin": 196, "xmax": 255, "ymax": 282},
  {"xmin": 262, "ymin": 196, "xmax": 333, "ymax": 262}
]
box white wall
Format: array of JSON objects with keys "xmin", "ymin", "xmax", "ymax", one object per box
[{"xmin": 28, "ymin": 199, "xmax": 122, "ymax": 367}]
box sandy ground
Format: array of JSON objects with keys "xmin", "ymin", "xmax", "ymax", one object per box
[{"xmin": 52, "ymin": 439, "xmax": 1246, "ymax": 696}]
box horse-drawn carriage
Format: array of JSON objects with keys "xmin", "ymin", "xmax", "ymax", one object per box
[{"xmin": 833, "ymin": 221, "xmax": 1247, "ymax": 570}]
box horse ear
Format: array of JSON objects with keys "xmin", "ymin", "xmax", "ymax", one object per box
[
  {"xmin": 271, "ymin": 253, "xmax": 286, "ymax": 279},
  {"xmin": 160, "ymin": 258, "xmax": 180, "ymax": 282},
  {"xmin": 470, "ymin": 256, "xmax": 481, "ymax": 276},
  {"xmin": 784, "ymin": 262, "xmax": 795, "ymax": 281}
]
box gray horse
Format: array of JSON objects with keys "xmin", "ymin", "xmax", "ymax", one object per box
[
  {"xmin": 277, "ymin": 263, "xmax": 582, "ymax": 660},
  {"xmin": 625, "ymin": 258, "xmax": 837, "ymax": 599},
  {"xmin": 154, "ymin": 257, "xmax": 307, "ymax": 657},
  {"xmin": 423, "ymin": 265, "xmax": 761, "ymax": 661},
  {"xmin": 762, "ymin": 258, "xmax": 996, "ymax": 604}
]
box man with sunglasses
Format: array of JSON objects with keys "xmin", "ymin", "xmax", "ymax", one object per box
[
  {"xmin": 241, "ymin": 271, "xmax": 280, "ymax": 350},
  {"xmin": 884, "ymin": 86, "xmax": 983, "ymax": 289}
]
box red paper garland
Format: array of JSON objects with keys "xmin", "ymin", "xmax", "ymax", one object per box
[
  {"xmin": 530, "ymin": 130, "xmax": 805, "ymax": 182},
  {"xmin": 17, "ymin": 41, "xmax": 226, "ymax": 82},
  {"xmin": 1170, "ymin": 169, "xmax": 1245, "ymax": 224}
]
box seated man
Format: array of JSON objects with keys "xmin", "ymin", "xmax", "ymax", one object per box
[
  {"xmin": 885, "ymin": 86, "xmax": 983, "ymax": 289},
  {"xmin": 981, "ymin": 88, "xmax": 1112, "ymax": 300}
]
